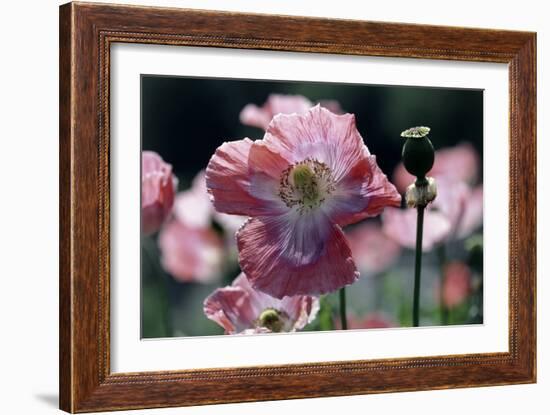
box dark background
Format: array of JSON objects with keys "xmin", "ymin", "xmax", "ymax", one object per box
[{"xmin": 142, "ymin": 75, "xmax": 483, "ymax": 181}]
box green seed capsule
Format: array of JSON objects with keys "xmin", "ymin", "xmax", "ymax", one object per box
[{"xmin": 401, "ymin": 126, "xmax": 435, "ymax": 179}]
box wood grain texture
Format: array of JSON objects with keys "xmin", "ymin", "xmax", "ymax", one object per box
[
  {"xmin": 59, "ymin": 2, "xmax": 537, "ymax": 412},
  {"xmin": 59, "ymin": 3, "xmax": 73, "ymax": 411}
]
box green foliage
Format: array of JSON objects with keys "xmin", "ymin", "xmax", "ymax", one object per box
[{"xmin": 304, "ymin": 296, "xmax": 334, "ymax": 332}]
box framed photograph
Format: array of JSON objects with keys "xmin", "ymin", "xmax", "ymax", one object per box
[{"xmin": 59, "ymin": 2, "xmax": 536, "ymax": 412}]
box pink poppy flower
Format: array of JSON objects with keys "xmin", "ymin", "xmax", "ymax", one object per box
[
  {"xmin": 382, "ymin": 207, "xmax": 452, "ymax": 251},
  {"xmin": 206, "ymin": 106, "xmax": 401, "ymax": 298},
  {"xmin": 346, "ymin": 221, "xmax": 401, "ymax": 274},
  {"xmin": 441, "ymin": 261, "xmax": 472, "ymax": 308},
  {"xmin": 203, "ymin": 273, "xmax": 320, "ymax": 334},
  {"xmin": 141, "ymin": 151, "xmax": 178, "ymax": 235},
  {"xmin": 335, "ymin": 312, "xmax": 395, "ymax": 330},
  {"xmin": 158, "ymin": 220, "xmax": 224, "ymax": 283},
  {"xmin": 239, "ymin": 94, "xmax": 343, "ymax": 130},
  {"xmin": 393, "ymin": 143, "xmax": 480, "ymax": 193}
]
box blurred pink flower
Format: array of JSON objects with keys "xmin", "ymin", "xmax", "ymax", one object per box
[
  {"xmin": 317, "ymin": 99, "xmax": 343, "ymax": 115},
  {"xmin": 382, "ymin": 207, "xmax": 452, "ymax": 251},
  {"xmin": 206, "ymin": 106, "xmax": 401, "ymax": 298},
  {"xmin": 432, "ymin": 178, "xmax": 483, "ymax": 239},
  {"xmin": 239, "ymin": 94, "xmax": 343, "ymax": 130},
  {"xmin": 158, "ymin": 220, "xmax": 224, "ymax": 283},
  {"xmin": 203, "ymin": 273, "xmax": 319, "ymax": 334},
  {"xmin": 141, "ymin": 151, "xmax": 178, "ymax": 235},
  {"xmin": 172, "ymin": 171, "xmax": 212, "ymax": 229},
  {"xmin": 346, "ymin": 221, "xmax": 401, "ymax": 274},
  {"xmin": 441, "ymin": 261, "xmax": 472, "ymax": 308},
  {"xmin": 335, "ymin": 312, "xmax": 395, "ymax": 330},
  {"xmin": 393, "ymin": 143, "xmax": 480, "ymax": 193},
  {"xmin": 457, "ymin": 186, "xmax": 483, "ymax": 238},
  {"xmin": 173, "ymin": 170, "xmax": 247, "ymax": 236},
  {"xmin": 240, "ymin": 94, "xmax": 312, "ymax": 130}
]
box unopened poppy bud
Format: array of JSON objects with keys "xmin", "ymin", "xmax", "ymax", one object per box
[
  {"xmin": 405, "ymin": 177, "xmax": 437, "ymax": 208},
  {"xmin": 401, "ymin": 126, "xmax": 435, "ymax": 179}
]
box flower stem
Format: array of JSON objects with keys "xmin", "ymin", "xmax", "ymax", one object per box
[
  {"xmin": 339, "ymin": 287, "xmax": 348, "ymax": 330},
  {"xmin": 412, "ymin": 206, "xmax": 425, "ymax": 327}
]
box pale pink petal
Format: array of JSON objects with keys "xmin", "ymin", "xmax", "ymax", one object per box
[
  {"xmin": 240, "ymin": 94, "xmax": 313, "ymax": 129},
  {"xmin": 393, "ymin": 143, "xmax": 480, "ymax": 193},
  {"xmin": 172, "ymin": 171, "xmax": 213, "ymax": 228},
  {"xmin": 141, "ymin": 151, "xmax": 177, "ymax": 235},
  {"xmin": 433, "ymin": 180, "xmax": 483, "ymax": 239},
  {"xmin": 382, "ymin": 207, "xmax": 452, "ymax": 251},
  {"xmin": 239, "ymin": 104, "xmax": 273, "ymax": 130},
  {"xmin": 237, "ymin": 213, "xmax": 359, "ymax": 298},
  {"xmin": 431, "ymin": 177, "xmax": 470, "ymax": 228},
  {"xmin": 175, "ymin": 170, "xmax": 247, "ymax": 234},
  {"xmin": 346, "ymin": 221, "xmax": 401, "ymax": 274},
  {"xmin": 457, "ymin": 186, "xmax": 483, "ymax": 238},
  {"xmin": 172, "ymin": 189, "xmax": 212, "ymax": 228},
  {"xmin": 158, "ymin": 220, "xmax": 224, "ymax": 283},
  {"xmin": 230, "ymin": 273, "xmax": 271, "ymax": 316},
  {"xmin": 434, "ymin": 143, "xmax": 480, "ymax": 183},
  {"xmin": 205, "ymin": 139, "xmax": 290, "ymax": 216},
  {"xmin": 442, "ymin": 262, "xmax": 472, "ymax": 308},
  {"xmin": 246, "ymin": 141, "xmax": 292, "ymax": 210},
  {"xmin": 264, "ymin": 105, "xmax": 367, "ymax": 182},
  {"xmin": 268, "ymin": 94, "xmax": 313, "ymax": 115},
  {"xmin": 325, "ymin": 153, "xmax": 401, "ymax": 226},
  {"xmin": 203, "ymin": 286, "xmax": 256, "ymax": 334},
  {"xmin": 318, "ymin": 99, "xmax": 343, "ymax": 114},
  {"xmin": 205, "ymin": 139, "xmax": 254, "ymax": 215},
  {"xmin": 280, "ymin": 295, "xmax": 321, "ymax": 330}
]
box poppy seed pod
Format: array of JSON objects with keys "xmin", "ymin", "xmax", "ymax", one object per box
[{"xmin": 401, "ymin": 126, "xmax": 435, "ymax": 180}]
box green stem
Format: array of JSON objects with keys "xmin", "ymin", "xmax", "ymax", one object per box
[
  {"xmin": 412, "ymin": 206, "xmax": 425, "ymax": 327},
  {"xmin": 339, "ymin": 287, "xmax": 348, "ymax": 330}
]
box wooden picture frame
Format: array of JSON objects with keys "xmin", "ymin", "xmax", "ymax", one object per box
[{"xmin": 59, "ymin": 2, "xmax": 536, "ymax": 412}]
